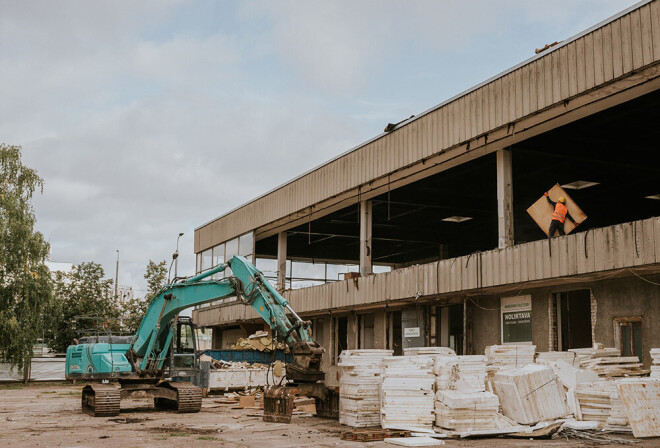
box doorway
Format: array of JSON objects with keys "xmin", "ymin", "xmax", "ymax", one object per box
[{"xmin": 556, "ymin": 289, "xmax": 592, "ymax": 351}]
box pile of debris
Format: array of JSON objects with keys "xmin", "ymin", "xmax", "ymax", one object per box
[
  {"xmin": 338, "ymin": 350, "xmax": 392, "ymax": 427},
  {"xmin": 336, "ymin": 344, "xmax": 660, "ymax": 443},
  {"xmin": 380, "ymin": 356, "xmax": 435, "ymax": 430},
  {"xmin": 232, "ymin": 331, "xmax": 288, "ymax": 352}
]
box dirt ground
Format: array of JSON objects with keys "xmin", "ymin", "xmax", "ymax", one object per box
[{"xmin": 0, "ymin": 383, "xmax": 657, "ymax": 448}]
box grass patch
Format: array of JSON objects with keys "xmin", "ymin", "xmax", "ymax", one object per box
[
  {"xmin": 42, "ymin": 391, "xmax": 57, "ymax": 394},
  {"xmin": 168, "ymin": 432, "xmax": 189, "ymax": 437},
  {"xmin": 0, "ymin": 385, "xmax": 22, "ymax": 390},
  {"xmin": 57, "ymin": 391, "xmax": 80, "ymax": 396},
  {"xmin": 198, "ymin": 436, "xmax": 218, "ymax": 441}
]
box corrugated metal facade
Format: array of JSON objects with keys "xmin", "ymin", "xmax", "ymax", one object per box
[
  {"xmin": 193, "ymin": 217, "xmax": 660, "ymax": 327},
  {"xmin": 195, "ymin": 1, "xmax": 660, "ymax": 253}
]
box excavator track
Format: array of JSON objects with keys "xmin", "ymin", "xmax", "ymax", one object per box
[
  {"xmin": 154, "ymin": 381, "xmax": 202, "ymax": 413},
  {"xmin": 81, "ymin": 384, "xmax": 120, "ymax": 417}
]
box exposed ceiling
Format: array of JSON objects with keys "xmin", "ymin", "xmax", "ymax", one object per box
[{"xmin": 256, "ymin": 89, "xmax": 660, "ymax": 265}]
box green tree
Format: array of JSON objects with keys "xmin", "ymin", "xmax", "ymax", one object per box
[
  {"xmin": 0, "ymin": 144, "xmax": 52, "ymax": 383},
  {"xmin": 46, "ymin": 262, "xmax": 119, "ymax": 353},
  {"xmin": 122, "ymin": 259, "xmax": 167, "ymax": 333}
]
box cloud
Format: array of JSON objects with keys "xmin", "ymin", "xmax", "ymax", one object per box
[{"xmin": 0, "ymin": 0, "xmax": 639, "ymax": 293}]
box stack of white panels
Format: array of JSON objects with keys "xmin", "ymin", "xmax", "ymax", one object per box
[
  {"xmin": 569, "ymin": 380, "xmax": 632, "ymax": 429},
  {"xmin": 380, "ymin": 356, "xmax": 435, "ymax": 430},
  {"xmin": 485, "ymin": 345, "xmax": 536, "ymax": 369},
  {"xmin": 434, "ymin": 390, "xmax": 500, "ymax": 432},
  {"xmin": 433, "ymin": 355, "xmax": 486, "ymax": 393},
  {"xmin": 338, "ymin": 349, "xmax": 393, "ymax": 427},
  {"xmin": 404, "ymin": 347, "xmax": 456, "ymax": 357},
  {"xmin": 536, "ymin": 351, "xmax": 579, "ymax": 368},
  {"xmin": 650, "ymin": 349, "xmax": 660, "ymax": 379},
  {"xmin": 493, "ymin": 364, "xmax": 567, "ymax": 424}
]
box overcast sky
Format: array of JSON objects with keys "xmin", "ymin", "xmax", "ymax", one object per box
[{"xmin": 1, "ymin": 0, "xmax": 639, "ymax": 295}]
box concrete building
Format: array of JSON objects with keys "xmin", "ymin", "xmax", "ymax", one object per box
[{"xmin": 193, "ymin": 1, "xmax": 660, "ymax": 385}]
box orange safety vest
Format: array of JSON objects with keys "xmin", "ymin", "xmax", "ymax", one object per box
[{"xmin": 552, "ymin": 202, "xmax": 568, "ymax": 223}]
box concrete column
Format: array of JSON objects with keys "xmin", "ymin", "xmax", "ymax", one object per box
[
  {"xmin": 373, "ymin": 310, "xmax": 387, "ymax": 349},
  {"xmin": 277, "ymin": 231, "xmax": 287, "ymax": 290},
  {"xmin": 496, "ymin": 148, "xmax": 514, "ymax": 248},
  {"xmin": 347, "ymin": 311, "xmax": 359, "ymax": 350},
  {"xmin": 359, "ymin": 200, "xmax": 373, "ymax": 276}
]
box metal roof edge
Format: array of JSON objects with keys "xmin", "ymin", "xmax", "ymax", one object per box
[{"xmin": 195, "ymin": 0, "xmax": 651, "ymax": 232}]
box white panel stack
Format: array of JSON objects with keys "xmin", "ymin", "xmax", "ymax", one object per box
[
  {"xmin": 338, "ymin": 349, "xmax": 393, "ymax": 427},
  {"xmin": 404, "ymin": 347, "xmax": 456, "ymax": 357},
  {"xmin": 433, "ymin": 355, "xmax": 486, "ymax": 392},
  {"xmin": 650, "ymin": 349, "xmax": 660, "ymax": 379},
  {"xmin": 380, "ymin": 356, "xmax": 435, "ymax": 430},
  {"xmin": 493, "ymin": 364, "xmax": 567, "ymax": 424},
  {"xmin": 434, "ymin": 390, "xmax": 500, "ymax": 432},
  {"xmin": 485, "ymin": 345, "xmax": 536, "ymax": 369},
  {"xmin": 570, "ymin": 381, "xmax": 614, "ymax": 424}
]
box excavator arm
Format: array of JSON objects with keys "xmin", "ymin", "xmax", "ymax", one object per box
[{"xmin": 126, "ymin": 255, "xmax": 323, "ymax": 382}]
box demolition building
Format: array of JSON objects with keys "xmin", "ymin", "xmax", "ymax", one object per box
[{"xmin": 193, "ymin": 1, "xmax": 660, "ymax": 385}]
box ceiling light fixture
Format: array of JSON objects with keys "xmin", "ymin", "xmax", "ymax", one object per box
[
  {"xmin": 442, "ymin": 216, "xmax": 472, "ymax": 223},
  {"xmin": 562, "ymin": 180, "xmax": 600, "ymax": 190}
]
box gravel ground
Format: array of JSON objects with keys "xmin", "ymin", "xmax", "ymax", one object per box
[{"xmin": 0, "ymin": 383, "xmax": 656, "ymax": 447}]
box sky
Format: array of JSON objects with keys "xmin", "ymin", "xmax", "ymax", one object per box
[{"xmin": 0, "ymin": 0, "xmax": 641, "ymax": 296}]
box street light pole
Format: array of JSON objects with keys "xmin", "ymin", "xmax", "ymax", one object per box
[
  {"xmin": 174, "ymin": 232, "xmax": 184, "ymax": 279},
  {"xmin": 114, "ymin": 250, "xmax": 119, "ymax": 300}
]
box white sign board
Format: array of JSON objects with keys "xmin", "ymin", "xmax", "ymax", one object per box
[
  {"xmin": 404, "ymin": 327, "xmax": 421, "ymax": 338},
  {"xmin": 501, "ymin": 295, "xmax": 532, "ymax": 344}
]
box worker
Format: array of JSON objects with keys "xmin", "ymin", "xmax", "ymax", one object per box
[{"xmin": 544, "ymin": 192, "xmax": 580, "ymax": 237}]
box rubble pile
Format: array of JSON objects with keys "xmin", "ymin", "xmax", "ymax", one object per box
[
  {"xmin": 232, "ymin": 331, "xmax": 288, "ymax": 352},
  {"xmin": 433, "ymin": 355, "xmax": 486, "ymax": 393},
  {"xmin": 338, "ymin": 349, "xmax": 393, "ymax": 428},
  {"xmin": 650, "ymin": 348, "xmax": 660, "ymax": 379},
  {"xmin": 493, "ymin": 364, "xmax": 567, "ymax": 424},
  {"xmin": 569, "ymin": 346, "xmax": 648, "ymax": 377},
  {"xmin": 434, "ymin": 390, "xmax": 500, "ymax": 432},
  {"xmin": 380, "ymin": 356, "xmax": 435, "ymax": 430}
]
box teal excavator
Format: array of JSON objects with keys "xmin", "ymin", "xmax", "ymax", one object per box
[{"xmin": 65, "ymin": 255, "xmax": 333, "ymax": 421}]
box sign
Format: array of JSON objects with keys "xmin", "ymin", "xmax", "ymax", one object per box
[
  {"xmin": 404, "ymin": 327, "xmax": 421, "ymax": 338},
  {"xmin": 501, "ymin": 295, "xmax": 532, "ymax": 344}
]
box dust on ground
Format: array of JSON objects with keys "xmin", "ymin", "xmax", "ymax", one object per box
[{"xmin": 0, "ymin": 383, "xmax": 656, "ymax": 447}]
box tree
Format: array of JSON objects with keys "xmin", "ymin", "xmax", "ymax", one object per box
[
  {"xmin": 46, "ymin": 262, "xmax": 119, "ymax": 353},
  {"xmin": 0, "ymin": 144, "xmax": 52, "ymax": 383},
  {"xmin": 122, "ymin": 260, "xmax": 167, "ymax": 334}
]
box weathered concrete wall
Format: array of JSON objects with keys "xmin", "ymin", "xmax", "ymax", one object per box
[
  {"xmin": 468, "ymin": 274, "xmax": 660, "ymax": 367},
  {"xmin": 591, "ymin": 274, "xmax": 660, "ymax": 368}
]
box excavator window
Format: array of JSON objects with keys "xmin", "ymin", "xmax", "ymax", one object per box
[{"xmin": 172, "ymin": 320, "xmax": 196, "ymax": 368}]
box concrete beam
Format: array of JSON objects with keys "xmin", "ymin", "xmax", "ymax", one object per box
[
  {"xmin": 277, "ymin": 231, "xmax": 287, "ymax": 290},
  {"xmin": 359, "ymin": 200, "xmax": 373, "ymax": 276},
  {"xmin": 496, "ymin": 147, "xmax": 514, "ymax": 248}
]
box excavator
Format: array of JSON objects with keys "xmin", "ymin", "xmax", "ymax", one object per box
[{"xmin": 65, "ymin": 255, "xmax": 335, "ymax": 422}]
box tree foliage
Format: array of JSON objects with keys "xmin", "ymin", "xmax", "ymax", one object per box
[
  {"xmin": 0, "ymin": 144, "xmax": 52, "ymax": 375},
  {"xmin": 46, "ymin": 262, "xmax": 119, "ymax": 353},
  {"xmin": 122, "ymin": 259, "xmax": 167, "ymax": 334}
]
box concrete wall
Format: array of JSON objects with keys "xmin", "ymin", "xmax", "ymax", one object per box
[
  {"xmin": 468, "ymin": 274, "xmax": 660, "ymax": 367},
  {"xmin": 591, "ymin": 274, "xmax": 660, "ymax": 367}
]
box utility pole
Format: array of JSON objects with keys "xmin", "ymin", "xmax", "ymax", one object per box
[
  {"xmin": 174, "ymin": 232, "xmax": 184, "ymax": 279},
  {"xmin": 114, "ymin": 249, "xmax": 119, "ymax": 300}
]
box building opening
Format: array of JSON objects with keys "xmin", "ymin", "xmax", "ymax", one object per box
[{"xmin": 556, "ymin": 289, "xmax": 592, "ymax": 351}]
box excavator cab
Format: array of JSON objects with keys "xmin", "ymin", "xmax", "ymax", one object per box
[{"xmin": 164, "ymin": 316, "xmax": 198, "ymax": 380}]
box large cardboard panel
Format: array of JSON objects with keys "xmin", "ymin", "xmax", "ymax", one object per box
[{"xmin": 527, "ymin": 184, "xmax": 587, "ymax": 237}]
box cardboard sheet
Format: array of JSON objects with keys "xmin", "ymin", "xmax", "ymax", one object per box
[{"xmin": 526, "ymin": 184, "xmax": 587, "ymax": 237}]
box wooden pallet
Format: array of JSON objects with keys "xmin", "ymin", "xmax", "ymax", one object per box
[{"xmin": 341, "ymin": 429, "xmax": 411, "ymax": 442}]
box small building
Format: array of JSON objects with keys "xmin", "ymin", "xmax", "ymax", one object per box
[{"xmin": 193, "ymin": 1, "xmax": 660, "ymax": 385}]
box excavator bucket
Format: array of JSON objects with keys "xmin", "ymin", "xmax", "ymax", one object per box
[{"xmin": 263, "ymin": 386, "xmax": 296, "ymax": 423}]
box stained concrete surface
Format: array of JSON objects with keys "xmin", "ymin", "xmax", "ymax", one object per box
[{"xmin": 0, "ymin": 383, "xmax": 656, "ymax": 447}]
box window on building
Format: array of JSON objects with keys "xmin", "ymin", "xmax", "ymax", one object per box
[
  {"xmin": 614, "ymin": 317, "xmax": 642, "ymax": 361},
  {"xmin": 201, "ymin": 249, "xmax": 212, "ymax": 272}
]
